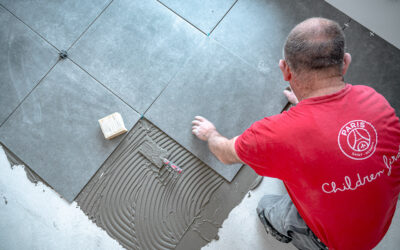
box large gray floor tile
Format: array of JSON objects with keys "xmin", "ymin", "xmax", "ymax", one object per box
[
  {"xmin": 145, "ymin": 39, "xmax": 287, "ymax": 181},
  {"xmin": 0, "ymin": 6, "xmax": 58, "ymax": 126},
  {"xmin": 212, "ymin": 0, "xmax": 350, "ymax": 75},
  {"xmin": 0, "ymin": 0, "xmax": 111, "ymax": 50},
  {"xmin": 0, "ymin": 59, "xmax": 140, "ymax": 202},
  {"xmin": 159, "ymin": 0, "xmax": 236, "ymax": 35},
  {"xmin": 69, "ymin": 0, "xmax": 204, "ymax": 114},
  {"xmin": 343, "ymin": 21, "xmax": 400, "ymax": 114}
]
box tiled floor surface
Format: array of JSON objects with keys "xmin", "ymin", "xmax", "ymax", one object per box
[
  {"xmin": 0, "ymin": 0, "xmax": 399, "ymax": 201},
  {"xmin": 0, "ymin": 59, "xmax": 140, "ymax": 201}
]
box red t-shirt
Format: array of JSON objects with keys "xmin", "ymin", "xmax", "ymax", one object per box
[{"xmin": 235, "ymin": 84, "xmax": 400, "ymax": 250}]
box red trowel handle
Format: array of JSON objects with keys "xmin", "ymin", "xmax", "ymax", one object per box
[{"xmin": 162, "ymin": 158, "xmax": 183, "ymax": 174}]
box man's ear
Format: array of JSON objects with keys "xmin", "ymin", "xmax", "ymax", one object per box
[
  {"xmin": 342, "ymin": 53, "xmax": 352, "ymax": 76},
  {"xmin": 279, "ymin": 59, "xmax": 292, "ymax": 81}
]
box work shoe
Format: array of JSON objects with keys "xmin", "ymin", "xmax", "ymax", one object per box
[{"xmin": 258, "ymin": 210, "xmax": 292, "ymax": 243}]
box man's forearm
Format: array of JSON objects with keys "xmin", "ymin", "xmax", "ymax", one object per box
[
  {"xmin": 207, "ymin": 131, "xmax": 239, "ymax": 165},
  {"xmin": 192, "ymin": 116, "xmax": 243, "ymax": 165}
]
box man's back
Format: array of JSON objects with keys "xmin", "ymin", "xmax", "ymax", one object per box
[{"xmin": 235, "ymin": 84, "xmax": 400, "ymax": 249}]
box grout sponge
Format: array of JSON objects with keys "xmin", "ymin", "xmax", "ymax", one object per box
[{"xmin": 98, "ymin": 112, "xmax": 127, "ymax": 140}]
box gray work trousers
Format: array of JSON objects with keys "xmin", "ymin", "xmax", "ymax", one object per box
[{"xmin": 257, "ymin": 194, "xmax": 327, "ymax": 250}]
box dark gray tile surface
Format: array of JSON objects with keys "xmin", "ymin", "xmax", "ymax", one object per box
[
  {"xmin": 145, "ymin": 39, "xmax": 287, "ymax": 181},
  {"xmin": 69, "ymin": 0, "xmax": 204, "ymax": 114},
  {"xmin": 0, "ymin": 0, "xmax": 111, "ymax": 50},
  {"xmin": 212, "ymin": 0, "xmax": 350, "ymax": 75},
  {"xmin": 0, "ymin": 59, "xmax": 140, "ymax": 202},
  {"xmin": 159, "ymin": 0, "xmax": 236, "ymax": 35},
  {"xmin": 343, "ymin": 21, "xmax": 400, "ymax": 114},
  {"xmin": 0, "ymin": 6, "xmax": 58, "ymax": 126},
  {"xmin": 211, "ymin": 0, "xmax": 400, "ymax": 111}
]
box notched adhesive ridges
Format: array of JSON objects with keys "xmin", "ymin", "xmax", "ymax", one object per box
[{"xmin": 76, "ymin": 120, "xmax": 224, "ymax": 249}]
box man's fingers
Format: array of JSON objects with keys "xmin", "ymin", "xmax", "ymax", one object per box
[
  {"xmin": 192, "ymin": 120, "xmax": 201, "ymax": 126},
  {"xmin": 192, "ymin": 128, "xmax": 199, "ymax": 135},
  {"xmin": 194, "ymin": 116, "xmax": 205, "ymax": 121},
  {"xmin": 283, "ymin": 88, "xmax": 299, "ymax": 105},
  {"xmin": 283, "ymin": 89, "xmax": 291, "ymax": 96}
]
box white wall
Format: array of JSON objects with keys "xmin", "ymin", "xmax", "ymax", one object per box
[{"xmin": 326, "ymin": 0, "xmax": 400, "ymax": 49}]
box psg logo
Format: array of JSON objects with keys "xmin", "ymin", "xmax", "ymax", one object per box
[{"xmin": 338, "ymin": 120, "xmax": 378, "ymax": 160}]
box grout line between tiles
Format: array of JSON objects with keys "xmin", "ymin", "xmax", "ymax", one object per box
[
  {"xmin": 211, "ymin": 38, "xmax": 265, "ymax": 76},
  {"xmin": 142, "ymin": 80, "xmax": 172, "ymax": 117},
  {"xmin": 141, "ymin": 74, "xmax": 178, "ymax": 117},
  {"xmin": 0, "ymin": 61, "xmax": 59, "ymax": 128},
  {"xmin": 72, "ymin": 125, "xmax": 132, "ymax": 201},
  {"xmin": 156, "ymin": 0, "xmax": 207, "ymax": 36},
  {"xmin": 141, "ymin": 67, "xmax": 183, "ymax": 117},
  {"xmin": 67, "ymin": 58, "xmax": 141, "ymax": 115},
  {"xmin": 0, "ymin": 4, "xmax": 60, "ymax": 52},
  {"xmin": 143, "ymin": 36, "xmax": 289, "ymax": 122},
  {"xmin": 142, "ymin": 38, "xmax": 206, "ymax": 117},
  {"xmin": 208, "ymin": 0, "xmax": 238, "ymax": 36},
  {"xmin": 67, "ymin": 0, "xmax": 114, "ymax": 51},
  {"xmin": 201, "ymin": 38, "xmax": 291, "ymax": 115}
]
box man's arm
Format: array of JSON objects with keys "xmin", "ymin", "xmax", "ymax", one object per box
[{"xmin": 192, "ymin": 116, "xmax": 244, "ymax": 165}]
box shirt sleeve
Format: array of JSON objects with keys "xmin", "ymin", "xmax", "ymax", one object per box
[{"xmin": 235, "ymin": 116, "xmax": 285, "ymax": 179}]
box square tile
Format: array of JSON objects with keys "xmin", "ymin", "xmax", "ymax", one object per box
[
  {"xmin": 0, "ymin": 6, "xmax": 58, "ymax": 126},
  {"xmin": 159, "ymin": 0, "xmax": 236, "ymax": 34},
  {"xmin": 145, "ymin": 39, "xmax": 287, "ymax": 181},
  {"xmin": 212, "ymin": 0, "xmax": 350, "ymax": 75},
  {"xmin": 0, "ymin": 59, "xmax": 140, "ymax": 202},
  {"xmin": 69, "ymin": 0, "xmax": 204, "ymax": 114},
  {"xmin": 0, "ymin": 0, "xmax": 111, "ymax": 49},
  {"xmin": 343, "ymin": 21, "xmax": 400, "ymax": 113}
]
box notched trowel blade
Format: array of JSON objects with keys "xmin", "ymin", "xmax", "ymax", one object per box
[{"xmin": 138, "ymin": 136, "xmax": 169, "ymax": 168}]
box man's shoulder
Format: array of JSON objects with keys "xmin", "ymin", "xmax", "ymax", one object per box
[
  {"xmin": 350, "ymin": 84, "xmax": 392, "ymax": 107},
  {"xmin": 250, "ymin": 111, "xmax": 301, "ymax": 134},
  {"xmin": 351, "ymin": 84, "xmax": 377, "ymax": 93},
  {"xmin": 254, "ymin": 113, "xmax": 290, "ymax": 126},
  {"xmin": 350, "ymin": 84, "xmax": 386, "ymax": 100}
]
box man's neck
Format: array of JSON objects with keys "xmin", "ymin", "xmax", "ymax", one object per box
[{"xmin": 295, "ymin": 76, "xmax": 345, "ymax": 101}]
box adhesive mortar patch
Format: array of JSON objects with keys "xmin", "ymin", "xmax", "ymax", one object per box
[{"xmin": 76, "ymin": 120, "xmax": 227, "ymax": 249}]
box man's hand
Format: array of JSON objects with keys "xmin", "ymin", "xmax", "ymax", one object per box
[
  {"xmin": 191, "ymin": 116, "xmax": 244, "ymax": 165},
  {"xmin": 283, "ymin": 87, "xmax": 299, "ymax": 105},
  {"xmin": 192, "ymin": 116, "xmax": 217, "ymax": 141}
]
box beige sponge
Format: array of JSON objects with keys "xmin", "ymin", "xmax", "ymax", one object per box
[{"xmin": 98, "ymin": 112, "xmax": 128, "ymax": 140}]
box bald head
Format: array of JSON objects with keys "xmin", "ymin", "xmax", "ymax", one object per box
[{"xmin": 284, "ymin": 17, "xmax": 345, "ymax": 74}]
